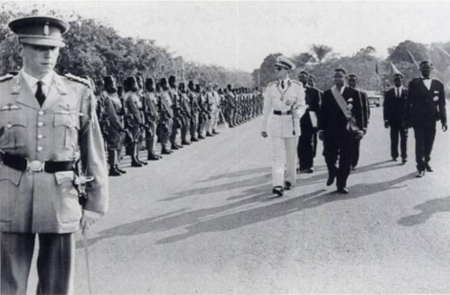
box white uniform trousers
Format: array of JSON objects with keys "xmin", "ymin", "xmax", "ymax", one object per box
[{"xmin": 271, "ymin": 136, "xmax": 299, "ymax": 187}]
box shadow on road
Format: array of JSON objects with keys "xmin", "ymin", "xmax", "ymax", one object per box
[
  {"xmin": 299, "ymin": 159, "xmax": 401, "ymax": 186},
  {"xmin": 397, "ymin": 196, "xmax": 450, "ymax": 226},
  {"xmin": 197, "ymin": 167, "xmax": 271, "ymax": 183},
  {"xmin": 78, "ymin": 164, "xmax": 415, "ymax": 248},
  {"xmin": 160, "ymin": 173, "xmax": 271, "ymax": 201}
]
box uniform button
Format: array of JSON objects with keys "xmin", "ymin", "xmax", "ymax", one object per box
[
  {"xmin": 38, "ymin": 111, "xmax": 44, "ymax": 116},
  {"xmin": 37, "ymin": 122, "xmax": 44, "ymax": 127},
  {"xmin": 37, "ymin": 146, "xmax": 43, "ymax": 152},
  {"xmin": 7, "ymin": 123, "xmax": 12, "ymax": 128},
  {"xmin": 37, "ymin": 134, "xmax": 44, "ymax": 139}
]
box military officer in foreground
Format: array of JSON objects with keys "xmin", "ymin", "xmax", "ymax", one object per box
[
  {"xmin": 261, "ymin": 55, "xmax": 307, "ymax": 197},
  {"xmin": 405, "ymin": 61, "xmax": 447, "ymax": 177},
  {"xmin": 0, "ymin": 16, "xmax": 109, "ymax": 294}
]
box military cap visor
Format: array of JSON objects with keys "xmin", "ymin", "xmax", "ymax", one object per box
[
  {"xmin": 8, "ymin": 16, "xmax": 70, "ymax": 48},
  {"xmin": 274, "ymin": 56, "xmax": 296, "ymax": 71}
]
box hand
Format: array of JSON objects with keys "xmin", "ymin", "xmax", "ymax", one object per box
[
  {"xmin": 384, "ymin": 121, "xmax": 389, "ymax": 129},
  {"xmin": 80, "ymin": 210, "xmax": 105, "ymax": 235},
  {"xmin": 443, "ymin": 123, "xmax": 448, "ymax": 132},
  {"xmin": 318, "ymin": 130, "xmax": 324, "ymax": 141},
  {"xmin": 363, "ymin": 128, "xmax": 367, "ymax": 135},
  {"xmin": 261, "ymin": 131, "xmax": 268, "ymax": 138},
  {"xmin": 355, "ymin": 130, "xmax": 364, "ymax": 140}
]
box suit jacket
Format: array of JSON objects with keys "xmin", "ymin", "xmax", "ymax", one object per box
[
  {"xmin": 318, "ymin": 86, "xmax": 363, "ymax": 139},
  {"xmin": 383, "ymin": 87, "xmax": 408, "ymax": 127},
  {"xmin": 0, "ymin": 71, "xmax": 108, "ymax": 233},
  {"xmin": 261, "ymin": 79, "xmax": 307, "ymax": 138},
  {"xmin": 406, "ymin": 78, "xmax": 447, "ymax": 125},
  {"xmin": 300, "ymin": 86, "xmax": 321, "ymax": 128},
  {"xmin": 353, "ymin": 88, "xmax": 370, "ymax": 129}
]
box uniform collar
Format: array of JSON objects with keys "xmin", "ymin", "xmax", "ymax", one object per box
[{"xmin": 21, "ymin": 69, "xmax": 54, "ymax": 89}]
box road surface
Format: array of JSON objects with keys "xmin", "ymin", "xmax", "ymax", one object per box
[{"xmin": 27, "ymin": 106, "xmax": 450, "ymax": 294}]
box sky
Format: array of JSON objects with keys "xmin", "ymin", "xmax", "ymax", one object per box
[{"xmin": 4, "ymin": 1, "xmax": 450, "ymax": 72}]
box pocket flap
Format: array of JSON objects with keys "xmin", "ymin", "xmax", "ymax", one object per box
[
  {"xmin": 54, "ymin": 171, "xmax": 75, "ymax": 185},
  {"xmin": 0, "ymin": 165, "xmax": 23, "ymax": 186}
]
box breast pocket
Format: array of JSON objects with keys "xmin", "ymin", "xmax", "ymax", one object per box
[
  {"xmin": 54, "ymin": 111, "xmax": 80, "ymax": 149},
  {"xmin": 0, "ymin": 110, "xmax": 27, "ymax": 149}
]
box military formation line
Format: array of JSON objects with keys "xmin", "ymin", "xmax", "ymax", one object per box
[{"xmin": 94, "ymin": 75, "xmax": 264, "ymax": 176}]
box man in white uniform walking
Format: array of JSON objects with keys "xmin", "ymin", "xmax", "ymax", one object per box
[{"xmin": 261, "ymin": 56, "xmax": 307, "ymax": 196}]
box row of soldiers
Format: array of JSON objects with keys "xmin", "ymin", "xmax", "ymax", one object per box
[{"xmin": 95, "ymin": 75, "xmax": 263, "ymax": 176}]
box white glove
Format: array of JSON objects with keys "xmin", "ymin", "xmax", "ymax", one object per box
[{"xmin": 80, "ymin": 210, "xmax": 105, "ymax": 234}]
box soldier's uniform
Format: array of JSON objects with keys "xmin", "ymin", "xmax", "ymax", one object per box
[
  {"xmin": 0, "ymin": 16, "xmax": 108, "ymax": 294},
  {"xmin": 187, "ymin": 81, "xmax": 200, "ymax": 141},
  {"xmin": 103, "ymin": 76, "xmax": 126, "ymax": 176},
  {"xmin": 143, "ymin": 78, "xmax": 161, "ymax": 160},
  {"xmin": 124, "ymin": 77, "xmax": 145, "ymax": 167},
  {"xmin": 158, "ymin": 78, "xmax": 174, "ymax": 154},
  {"xmin": 262, "ymin": 56, "xmax": 306, "ymax": 195}
]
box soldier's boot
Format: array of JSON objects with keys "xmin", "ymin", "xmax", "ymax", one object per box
[
  {"xmin": 108, "ymin": 150, "xmax": 121, "ymax": 176},
  {"xmin": 130, "ymin": 145, "xmax": 143, "ymax": 167},
  {"xmin": 115, "ymin": 165, "xmax": 127, "ymax": 174},
  {"xmin": 148, "ymin": 151, "xmax": 160, "ymax": 161}
]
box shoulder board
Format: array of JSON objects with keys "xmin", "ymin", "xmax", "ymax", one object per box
[
  {"xmin": 267, "ymin": 81, "xmax": 277, "ymax": 87},
  {"xmin": 291, "ymin": 80, "xmax": 303, "ymax": 86},
  {"xmin": 64, "ymin": 73, "xmax": 91, "ymax": 87},
  {"xmin": 0, "ymin": 74, "xmax": 14, "ymax": 83}
]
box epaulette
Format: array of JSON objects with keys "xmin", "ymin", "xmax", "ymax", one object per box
[
  {"xmin": 267, "ymin": 81, "xmax": 277, "ymax": 87},
  {"xmin": 0, "ymin": 74, "xmax": 14, "ymax": 83},
  {"xmin": 64, "ymin": 73, "xmax": 91, "ymax": 87},
  {"xmin": 291, "ymin": 80, "xmax": 303, "ymax": 86}
]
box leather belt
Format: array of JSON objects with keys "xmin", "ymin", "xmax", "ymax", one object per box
[
  {"xmin": 0, "ymin": 153, "xmax": 75, "ymax": 173},
  {"xmin": 273, "ymin": 110, "xmax": 292, "ymax": 116}
]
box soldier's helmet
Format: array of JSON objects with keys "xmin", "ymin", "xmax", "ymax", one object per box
[
  {"xmin": 188, "ymin": 80, "xmax": 195, "ymax": 91},
  {"xmin": 160, "ymin": 77, "xmax": 168, "ymax": 88},
  {"xmin": 124, "ymin": 76, "xmax": 137, "ymax": 92},
  {"xmin": 145, "ymin": 78, "xmax": 155, "ymax": 91},
  {"xmin": 169, "ymin": 75, "xmax": 176, "ymax": 86}
]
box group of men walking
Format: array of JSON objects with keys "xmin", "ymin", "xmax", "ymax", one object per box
[
  {"xmin": 97, "ymin": 75, "xmax": 264, "ymax": 176},
  {"xmin": 262, "ymin": 56, "xmax": 447, "ymax": 197}
]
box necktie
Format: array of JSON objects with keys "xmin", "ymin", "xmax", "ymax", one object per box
[
  {"xmin": 281, "ymin": 80, "xmax": 285, "ymax": 89},
  {"xmin": 35, "ymin": 81, "xmax": 46, "ymax": 106}
]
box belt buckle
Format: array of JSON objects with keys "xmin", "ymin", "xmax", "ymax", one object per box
[{"xmin": 29, "ymin": 160, "xmax": 44, "ymax": 172}]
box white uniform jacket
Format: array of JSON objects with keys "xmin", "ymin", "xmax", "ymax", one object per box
[{"xmin": 262, "ymin": 79, "xmax": 307, "ymax": 138}]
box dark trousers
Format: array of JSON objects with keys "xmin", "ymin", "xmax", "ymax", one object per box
[
  {"xmin": 297, "ymin": 123, "xmax": 316, "ymax": 170},
  {"xmin": 390, "ymin": 126, "xmax": 408, "ymax": 160},
  {"xmin": 190, "ymin": 113, "xmax": 198, "ymax": 139},
  {"xmin": 323, "ymin": 132, "xmax": 352, "ymax": 189},
  {"xmin": 1, "ymin": 232, "xmax": 74, "ymax": 295},
  {"xmin": 413, "ymin": 121, "xmax": 436, "ymax": 171},
  {"xmin": 350, "ymin": 137, "xmax": 360, "ymax": 167}
]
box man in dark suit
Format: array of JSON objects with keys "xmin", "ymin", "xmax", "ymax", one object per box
[
  {"xmin": 318, "ymin": 68, "xmax": 364, "ymax": 194},
  {"xmin": 383, "ymin": 73, "xmax": 408, "ymax": 164},
  {"xmin": 405, "ymin": 61, "xmax": 447, "ymax": 177},
  {"xmin": 348, "ymin": 74, "xmax": 370, "ymax": 170},
  {"xmin": 297, "ymin": 70, "xmax": 322, "ymax": 173}
]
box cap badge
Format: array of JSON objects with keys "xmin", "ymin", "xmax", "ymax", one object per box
[{"xmin": 43, "ymin": 22, "xmax": 50, "ymax": 36}]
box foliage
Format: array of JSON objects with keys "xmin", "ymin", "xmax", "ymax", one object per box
[{"xmin": 0, "ymin": 3, "xmax": 254, "ymax": 89}]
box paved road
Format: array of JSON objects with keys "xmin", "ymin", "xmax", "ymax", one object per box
[{"xmin": 28, "ymin": 107, "xmax": 450, "ymax": 294}]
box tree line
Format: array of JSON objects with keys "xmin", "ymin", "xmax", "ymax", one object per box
[
  {"xmin": 0, "ymin": 2, "xmax": 254, "ymax": 89},
  {"xmin": 253, "ymin": 42, "xmax": 450, "ymax": 93}
]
